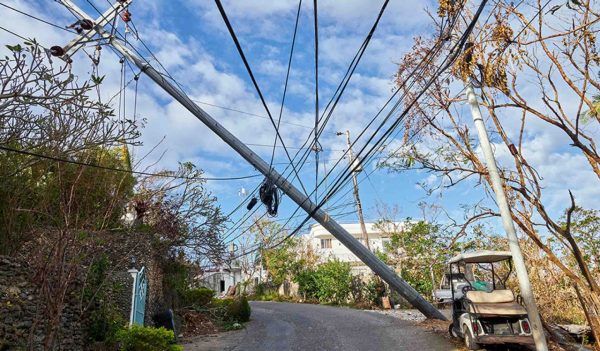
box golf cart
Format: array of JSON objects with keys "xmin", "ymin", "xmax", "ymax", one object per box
[{"xmin": 445, "ymin": 250, "xmax": 534, "ymax": 350}]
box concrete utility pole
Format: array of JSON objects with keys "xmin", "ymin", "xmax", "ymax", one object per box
[
  {"xmin": 465, "ymin": 82, "xmax": 548, "ymax": 350},
  {"xmin": 57, "ymin": 0, "xmax": 445, "ymax": 320},
  {"xmin": 341, "ymin": 130, "xmax": 370, "ymax": 250}
]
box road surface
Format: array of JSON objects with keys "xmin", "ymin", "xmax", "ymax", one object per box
[{"xmin": 183, "ymin": 301, "xmax": 458, "ymax": 351}]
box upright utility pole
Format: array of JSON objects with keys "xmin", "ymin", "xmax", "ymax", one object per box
[
  {"xmin": 465, "ymin": 82, "xmax": 548, "ymax": 350},
  {"xmin": 343, "ymin": 130, "xmax": 370, "ymax": 250},
  {"xmin": 57, "ymin": 0, "xmax": 445, "ymax": 320}
]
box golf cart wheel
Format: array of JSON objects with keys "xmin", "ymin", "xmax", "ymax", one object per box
[
  {"xmin": 463, "ymin": 324, "xmax": 481, "ymax": 350},
  {"xmin": 448, "ymin": 323, "xmax": 459, "ymax": 339}
]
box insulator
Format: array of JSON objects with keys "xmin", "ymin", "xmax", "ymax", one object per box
[
  {"xmin": 80, "ymin": 19, "xmax": 94, "ymax": 30},
  {"xmin": 50, "ymin": 46, "xmax": 65, "ymax": 57},
  {"xmin": 121, "ymin": 10, "xmax": 131, "ymax": 22}
]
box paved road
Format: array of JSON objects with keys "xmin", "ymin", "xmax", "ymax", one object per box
[{"xmin": 183, "ymin": 301, "xmax": 458, "ymax": 351}]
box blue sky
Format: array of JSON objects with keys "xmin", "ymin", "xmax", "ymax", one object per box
[{"xmin": 1, "ymin": 0, "xmax": 599, "ymax": 243}]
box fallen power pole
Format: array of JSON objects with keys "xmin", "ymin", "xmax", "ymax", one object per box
[{"xmin": 56, "ymin": 0, "xmax": 445, "ymax": 320}]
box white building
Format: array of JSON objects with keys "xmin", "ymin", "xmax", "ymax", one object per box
[
  {"xmin": 194, "ymin": 266, "xmax": 243, "ymax": 295},
  {"xmin": 194, "ymin": 261, "xmax": 267, "ymax": 296},
  {"xmin": 307, "ymin": 221, "xmax": 408, "ymax": 275}
]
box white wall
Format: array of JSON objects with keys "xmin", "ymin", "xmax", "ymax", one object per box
[{"xmin": 307, "ymin": 222, "xmax": 409, "ymax": 273}]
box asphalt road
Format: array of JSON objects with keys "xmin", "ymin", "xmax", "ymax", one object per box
[{"xmin": 183, "ymin": 301, "xmax": 458, "ymax": 351}]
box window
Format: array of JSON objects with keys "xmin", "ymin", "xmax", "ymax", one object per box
[{"xmin": 320, "ymin": 238, "xmax": 332, "ymax": 249}]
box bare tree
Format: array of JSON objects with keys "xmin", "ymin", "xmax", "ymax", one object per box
[
  {"xmin": 385, "ymin": 0, "xmax": 600, "ymax": 344},
  {"xmin": 132, "ymin": 162, "xmax": 227, "ymax": 264}
]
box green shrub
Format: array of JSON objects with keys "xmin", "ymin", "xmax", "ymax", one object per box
[
  {"xmin": 226, "ymin": 296, "xmax": 251, "ymax": 323},
  {"xmin": 115, "ymin": 325, "xmax": 182, "ymax": 351},
  {"xmin": 87, "ymin": 305, "xmax": 126, "ymax": 343},
  {"xmin": 295, "ymin": 268, "xmax": 319, "ymax": 300},
  {"xmin": 366, "ymin": 275, "xmax": 386, "ymax": 307},
  {"xmin": 210, "ymin": 297, "xmax": 233, "ymax": 309},
  {"xmin": 316, "ymin": 260, "xmax": 352, "ymax": 304},
  {"xmin": 183, "ymin": 288, "xmax": 214, "ymax": 307}
]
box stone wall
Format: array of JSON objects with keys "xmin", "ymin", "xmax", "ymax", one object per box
[
  {"xmin": 0, "ymin": 230, "xmax": 168, "ymax": 350},
  {"xmin": 93, "ymin": 231, "xmax": 165, "ymax": 326},
  {"xmin": 0, "ymin": 256, "xmax": 83, "ymax": 350}
]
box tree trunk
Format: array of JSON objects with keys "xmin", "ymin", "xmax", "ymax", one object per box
[{"xmin": 575, "ymin": 284, "xmax": 600, "ymax": 350}]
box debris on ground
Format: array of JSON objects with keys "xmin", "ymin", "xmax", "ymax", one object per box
[{"xmin": 179, "ymin": 309, "xmax": 220, "ymax": 337}]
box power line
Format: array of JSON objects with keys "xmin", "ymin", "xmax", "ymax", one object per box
[
  {"xmin": 0, "ymin": 25, "xmax": 37, "ymax": 44},
  {"xmin": 191, "ymin": 99, "xmax": 312, "ymax": 129},
  {"xmin": 313, "ymin": 0, "xmax": 320, "ymax": 204},
  {"xmin": 246, "ymin": 143, "xmax": 343, "ymax": 151},
  {"xmin": 0, "ymin": 145, "xmax": 261, "ymax": 181},
  {"xmin": 214, "ymin": 0, "xmax": 309, "ymax": 196},
  {"xmin": 270, "ymin": 0, "xmax": 303, "ymax": 171},
  {"xmin": 0, "ymin": 3, "xmax": 77, "ymax": 34}
]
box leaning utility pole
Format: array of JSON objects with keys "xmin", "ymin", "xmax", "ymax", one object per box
[
  {"xmin": 57, "ymin": 0, "xmax": 445, "ymax": 320},
  {"xmin": 465, "ymin": 82, "xmax": 547, "ymax": 350},
  {"xmin": 448, "ymin": 10, "xmax": 547, "ymax": 345},
  {"xmin": 342, "ymin": 130, "xmax": 370, "ymax": 250}
]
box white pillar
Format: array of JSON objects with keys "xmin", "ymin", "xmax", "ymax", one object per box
[{"xmin": 127, "ymin": 268, "xmax": 138, "ymax": 327}]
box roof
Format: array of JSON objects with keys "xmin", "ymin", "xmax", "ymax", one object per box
[{"xmin": 448, "ymin": 250, "xmax": 512, "ymax": 264}]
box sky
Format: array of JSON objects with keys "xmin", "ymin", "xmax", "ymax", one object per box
[{"xmin": 1, "ymin": 0, "xmax": 598, "ymax": 244}]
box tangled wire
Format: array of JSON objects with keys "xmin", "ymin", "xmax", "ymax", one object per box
[{"xmin": 259, "ymin": 178, "xmax": 280, "ymax": 217}]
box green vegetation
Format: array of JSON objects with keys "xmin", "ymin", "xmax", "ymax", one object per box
[
  {"xmin": 183, "ymin": 287, "xmax": 215, "ymax": 307},
  {"xmin": 115, "ymin": 325, "xmax": 182, "ymax": 351},
  {"xmin": 296, "ymin": 259, "xmax": 353, "ymax": 304},
  {"xmin": 227, "ymin": 295, "xmax": 251, "ymax": 323}
]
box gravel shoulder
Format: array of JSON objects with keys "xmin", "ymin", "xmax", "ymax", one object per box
[{"xmin": 182, "ymin": 302, "xmax": 459, "ymax": 351}]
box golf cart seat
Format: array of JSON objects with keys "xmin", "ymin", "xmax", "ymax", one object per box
[{"xmin": 466, "ymin": 289, "xmax": 527, "ymax": 316}]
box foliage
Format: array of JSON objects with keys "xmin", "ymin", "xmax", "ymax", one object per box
[
  {"xmin": 209, "ymin": 297, "xmax": 251, "ymax": 323},
  {"xmin": 115, "ymin": 325, "xmax": 182, "ymax": 351},
  {"xmin": 295, "ymin": 268, "xmax": 320, "ymax": 300},
  {"xmin": 227, "ymin": 296, "xmax": 251, "ymax": 323},
  {"xmin": 133, "ymin": 162, "xmax": 227, "ymax": 262},
  {"xmin": 262, "ymin": 236, "xmax": 302, "ymax": 286},
  {"xmin": 0, "ymin": 41, "xmax": 138, "ymax": 255},
  {"xmin": 259, "ymin": 220, "xmax": 319, "ymax": 289},
  {"xmin": 183, "ymin": 288, "xmax": 214, "ymax": 308},
  {"xmin": 365, "ymin": 276, "xmax": 386, "ymax": 307},
  {"xmin": 87, "ymin": 305, "xmax": 126, "ymax": 344},
  {"xmin": 375, "ymin": 220, "xmax": 448, "ymax": 297},
  {"xmin": 296, "ymin": 260, "xmax": 353, "ymax": 304},
  {"xmin": 250, "ymin": 291, "xmax": 293, "ymax": 302},
  {"xmin": 559, "ymin": 206, "xmax": 600, "ymax": 276},
  {"xmin": 161, "ymin": 255, "xmax": 196, "ymax": 309},
  {"xmin": 83, "ymin": 255, "xmax": 127, "ymax": 344},
  {"xmin": 389, "ymin": 0, "xmax": 600, "ymax": 340}
]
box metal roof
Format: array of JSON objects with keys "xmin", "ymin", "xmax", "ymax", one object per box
[{"xmin": 448, "ymin": 250, "xmax": 512, "ymax": 264}]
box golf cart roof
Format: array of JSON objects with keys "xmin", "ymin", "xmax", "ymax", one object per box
[{"xmin": 448, "ymin": 250, "xmax": 512, "ymax": 264}]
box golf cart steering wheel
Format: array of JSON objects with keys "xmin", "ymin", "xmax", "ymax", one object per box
[{"xmin": 461, "ymin": 285, "xmax": 473, "ymax": 296}]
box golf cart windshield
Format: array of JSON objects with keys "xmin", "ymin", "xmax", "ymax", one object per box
[{"xmin": 449, "ymin": 250, "xmax": 513, "ymax": 294}]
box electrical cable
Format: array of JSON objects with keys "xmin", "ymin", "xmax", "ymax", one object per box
[
  {"xmin": 313, "ymin": 0, "xmax": 320, "ymax": 203},
  {"xmin": 0, "ymin": 145, "xmax": 262, "ymax": 181},
  {"xmin": 319, "ymin": 1, "xmax": 487, "ymax": 212},
  {"xmin": 214, "ymin": 0, "xmax": 309, "ymax": 196},
  {"xmin": 0, "ymin": 3, "xmax": 78, "ymax": 34},
  {"xmin": 269, "ymin": 0, "xmax": 303, "ymax": 172},
  {"xmin": 191, "ymin": 100, "xmax": 312, "ymax": 129},
  {"xmin": 223, "ymin": 0, "xmax": 458, "ymax": 242}
]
